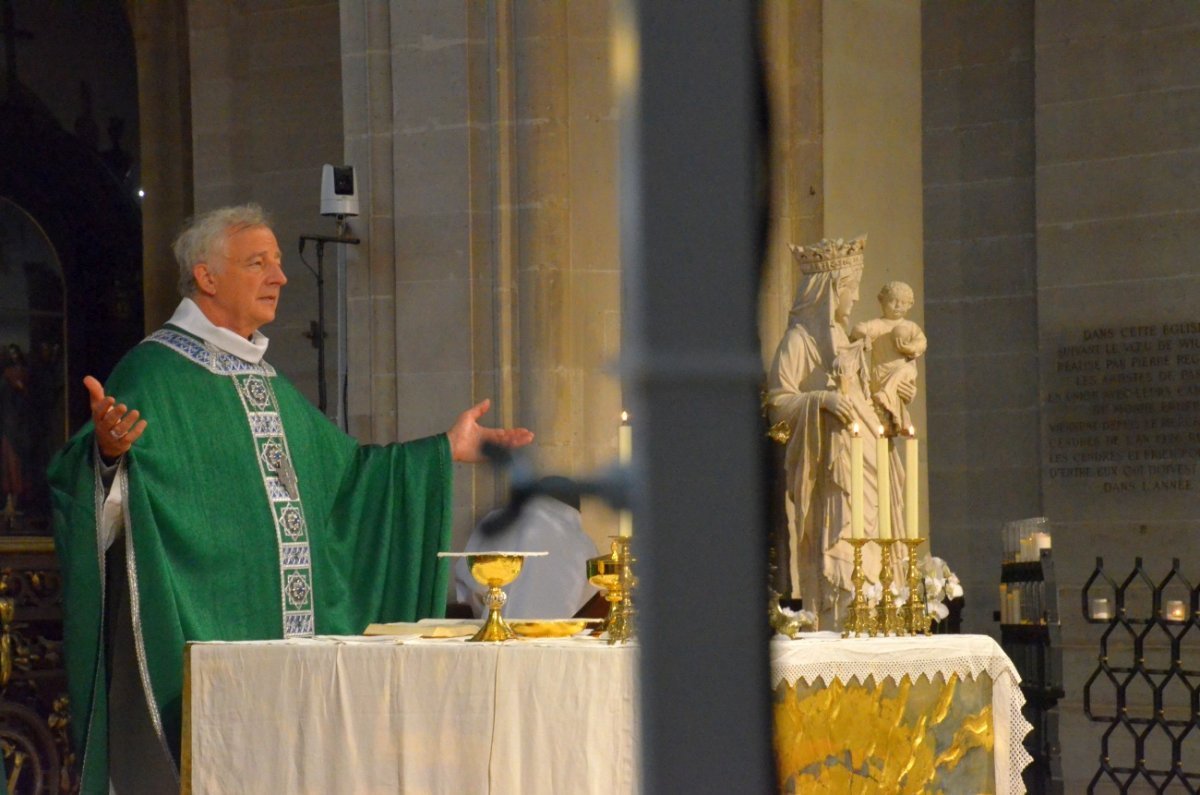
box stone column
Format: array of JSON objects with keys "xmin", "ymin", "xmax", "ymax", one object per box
[
  {"xmin": 340, "ymin": 0, "xmax": 621, "ymax": 550},
  {"xmin": 760, "ymin": 0, "xmax": 824, "ymax": 364},
  {"xmin": 132, "ymin": 0, "xmax": 193, "ymax": 332}
]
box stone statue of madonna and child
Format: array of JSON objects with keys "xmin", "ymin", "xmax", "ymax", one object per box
[{"xmin": 764, "ymin": 236, "xmax": 925, "ymax": 631}]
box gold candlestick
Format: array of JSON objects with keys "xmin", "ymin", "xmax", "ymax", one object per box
[
  {"xmin": 901, "ymin": 538, "xmax": 930, "ymax": 635},
  {"xmin": 843, "ymin": 537, "xmax": 876, "ymax": 637},
  {"xmin": 609, "ymin": 535, "xmax": 636, "ymax": 643},
  {"xmin": 877, "ymin": 540, "xmax": 905, "ymax": 636}
]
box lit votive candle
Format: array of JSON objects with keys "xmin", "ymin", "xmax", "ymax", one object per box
[
  {"xmin": 618, "ymin": 411, "xmax": 632, "ymax": 537},
  {"xmin": 1090, "ymin": 597, "xmax": 1111, "ymax": 621},
  {"xmin": 1165, "ymin": 600, "xmax": 1187, "ymax": 622}
]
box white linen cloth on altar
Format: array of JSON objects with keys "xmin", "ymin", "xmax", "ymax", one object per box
[
  {"xmin": 184, "ymin": 635, "xmax": 639, "ymax": 794},
  {"xmin": 771, "ymin": 632, "xmax": 1035, "ymax": 795}
]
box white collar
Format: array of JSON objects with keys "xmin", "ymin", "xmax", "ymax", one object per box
[{"xmin": 165, "ymin": 298, "xmax": 270, "ymax": 364}]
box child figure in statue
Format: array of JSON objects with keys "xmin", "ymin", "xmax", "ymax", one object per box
[{"xmin": 850, "ymin": 281, "xmax": 927, "ymax": 435}]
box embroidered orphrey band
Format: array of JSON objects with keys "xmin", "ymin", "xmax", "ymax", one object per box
[
  {"xmin": 151, "ymin": 329, "xmax": 315, "ymax": 637},
  {"xmin": 146, "ymin": 328, "xmax": 277, "ymax": 377},
  {"xmin": 233, "ymin": 372, "xmax": 315, "ymax": 638}
]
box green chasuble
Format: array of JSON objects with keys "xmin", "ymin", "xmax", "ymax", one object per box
[{"xmin": 47, "ymin": 326, "xmax": 453, "ymax": 792}]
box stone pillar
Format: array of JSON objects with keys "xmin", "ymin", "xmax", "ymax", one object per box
[
  {"xmin": 760, "ymin": 0, "xmax": 824, "ymax": 363},
  {"xmin": 512, "ymin": 2, "xmax": 622, "ymax": 545},
  {"xmin": 132, "ymin": 0, "xmax": 193, "ymax": 332},
  {"xmin": 760, "ymin": 0, "xmax": 824, "ymax": 596},
  {"xmin": 340, "ymin": 1, "xmax": 621, "ymax": 550}
]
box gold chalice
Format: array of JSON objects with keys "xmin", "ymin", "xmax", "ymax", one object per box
[{"xmin": 438, "ymin": 551, "xmax": 547, "ymax": 642}]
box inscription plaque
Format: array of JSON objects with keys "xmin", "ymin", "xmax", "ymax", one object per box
[{"xmin": 1042, "ymin": 322, "xmax": 1200, "ymax": 508}]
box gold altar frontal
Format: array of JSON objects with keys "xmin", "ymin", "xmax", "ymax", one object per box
[
  {"xmin": 774, "ymin": 671, "xmax": 995, "ymax": 793},
  {"xmin": 771, "ymin": 634, "xmax": 1032, "ymax": 795}
]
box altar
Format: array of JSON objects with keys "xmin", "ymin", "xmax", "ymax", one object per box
[
  {"xmin": 182, "ymin": 633, "xmax": 639, "ymax": 794},
  {"xmin": 183, "ymin": 631, "xmax": 1030, "ymax": 794}
]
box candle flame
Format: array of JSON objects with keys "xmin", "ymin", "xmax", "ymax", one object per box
[
  {"xmin": 850, "ymin": 422, "xmax": 860, "ymax": 435},
  {"xmin": 906, "ymin": 425, "xmax": 916, "ymax": 438},
  {"xmin": 877, "ymin": 425, "xmax": 885, "ymax": 438},
  {"xmin": 621, "ymin": 410, "xmax": 629, "ymax": 423}
]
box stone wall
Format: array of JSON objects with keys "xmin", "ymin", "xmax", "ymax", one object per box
[
  {"xmin": 188, "ymin": 0, "xmax": 345, "ymax": 402},
  {"xmin": 924, "ymin": 1, "xmax": 1200, "ymax": 788},
  {"xmin": 1035, "ymin": 3, "xmax": 1200, "ymax": 788},
  {"xmin": 922, "ymin": 0, "xmax": 1039, "ymax": 635}
]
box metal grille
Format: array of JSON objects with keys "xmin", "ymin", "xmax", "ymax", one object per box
[{"xmin": 1082, "ymin": 557, "xmax": 1200, "ymax": 793}]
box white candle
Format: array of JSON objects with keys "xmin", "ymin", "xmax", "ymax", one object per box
[
  {"xmin": 876, "ymin": 427, "xmax": 891, "ymax": 540},
  {"xmin": 904, "ymin": 428, "xmax": 919, "ymax": 539},
  {"xmin": 850, "ymin": 423, "xmax": 863, "ymax": 539},
  {"xmin": 1166, "ymin": 600, "xmax": 1187, "ymax": 622},
  {"xmin": 618, "ymin": 412, "xmax": 632, "ymax": 536}
]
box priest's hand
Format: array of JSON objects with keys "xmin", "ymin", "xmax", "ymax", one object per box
[
  {"xmin": 447, "ymin": 399, "xmax": 534, "ymax": 463},
  {"xmin": 84, "ymin": 375, "xmax": 147, "ymax": 463}
]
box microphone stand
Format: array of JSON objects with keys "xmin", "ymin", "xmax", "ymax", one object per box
[{"xmin": 299, "ymin": 222, "xmax": 359, "ymax": 414}]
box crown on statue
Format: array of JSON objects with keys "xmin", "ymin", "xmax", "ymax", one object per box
[{"xmin": 789, "ymin": 235, "xmax": 866, "ymax": 274}]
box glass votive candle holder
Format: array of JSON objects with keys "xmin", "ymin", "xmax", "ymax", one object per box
[
  {"xmin": 1090, "ymin": 597, "xmax": 1112, "ymax": 621},
  {"xmin": 1165, "ymin": 600, "xmax": 1188, "ymax": 623}
]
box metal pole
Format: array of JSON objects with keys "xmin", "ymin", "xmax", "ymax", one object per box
[
  {"xmin": 300, "ymin": 232, "xmax": 359, "ymax": 417},
  {"xmin": 315, "ymin": 240, "xmax": 327, "ymax": 414}
]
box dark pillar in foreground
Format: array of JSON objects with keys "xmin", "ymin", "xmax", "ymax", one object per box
[{"xmin": 618, "ymin": 2, "xmax": 775, "ymax": 791}]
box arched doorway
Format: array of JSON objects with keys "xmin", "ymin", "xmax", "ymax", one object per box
[{"xmin": 0, "ymin": 197, "xmax": 66, "ymax": 533}]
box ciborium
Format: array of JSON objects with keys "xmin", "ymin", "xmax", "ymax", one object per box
[
  {"xmin": 587, "ymin": 536, "xmax": 636, "ymax": 643},
  {"xmin": 438, "ymin": 551, "xmax": 547, "ymax": 642}
]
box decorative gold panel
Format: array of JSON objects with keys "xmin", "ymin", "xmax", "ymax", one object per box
[{"xmin": 773, "ymin": 672, "xmax": 996, "ymax": 794}]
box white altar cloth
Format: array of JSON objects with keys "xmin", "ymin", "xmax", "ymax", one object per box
[
  {"xmin": 771, "ymin": 633, "xmax": 1034, "ymax": 795},
  {"xmin": 185, "ymin": 632, "xmax": 1030, "ymax": 794},
  {"xmin": 183, "ymin": 634, "xmax": 639, "ymax": 795}
]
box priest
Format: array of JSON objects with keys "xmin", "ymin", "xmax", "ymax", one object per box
[{"xmin": 47, "ymin": 204, "xmax": 533, "ymax": 793}]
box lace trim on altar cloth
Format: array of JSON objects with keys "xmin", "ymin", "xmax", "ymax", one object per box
[
  {"xmin": 146, "ymin": 328, "xmax": 277, "ymax": 377},
  {"xmin": 1007, "ymin": 686, "xmax": 1035, "ymax": 794},
  {"xmin": 772, "ymin": 651, "xmax": 1018, "ymax": 689},
  {"xmin": 771, "ymin": 635, "xmax": 1034, "ymax": 795}
]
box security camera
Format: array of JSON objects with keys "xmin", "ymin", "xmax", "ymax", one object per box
[{"xmin": 320, "ymin": 164, "xmax": 359, "ymax": 217}]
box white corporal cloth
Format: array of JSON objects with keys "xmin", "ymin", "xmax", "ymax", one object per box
[
  {"xmin": 771, "ymin": 632, "xmax": 1034, "ymax": 795},
  {"xmin": 184, "ymin": 633, "xmax": 639, "ymax": 795}
]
